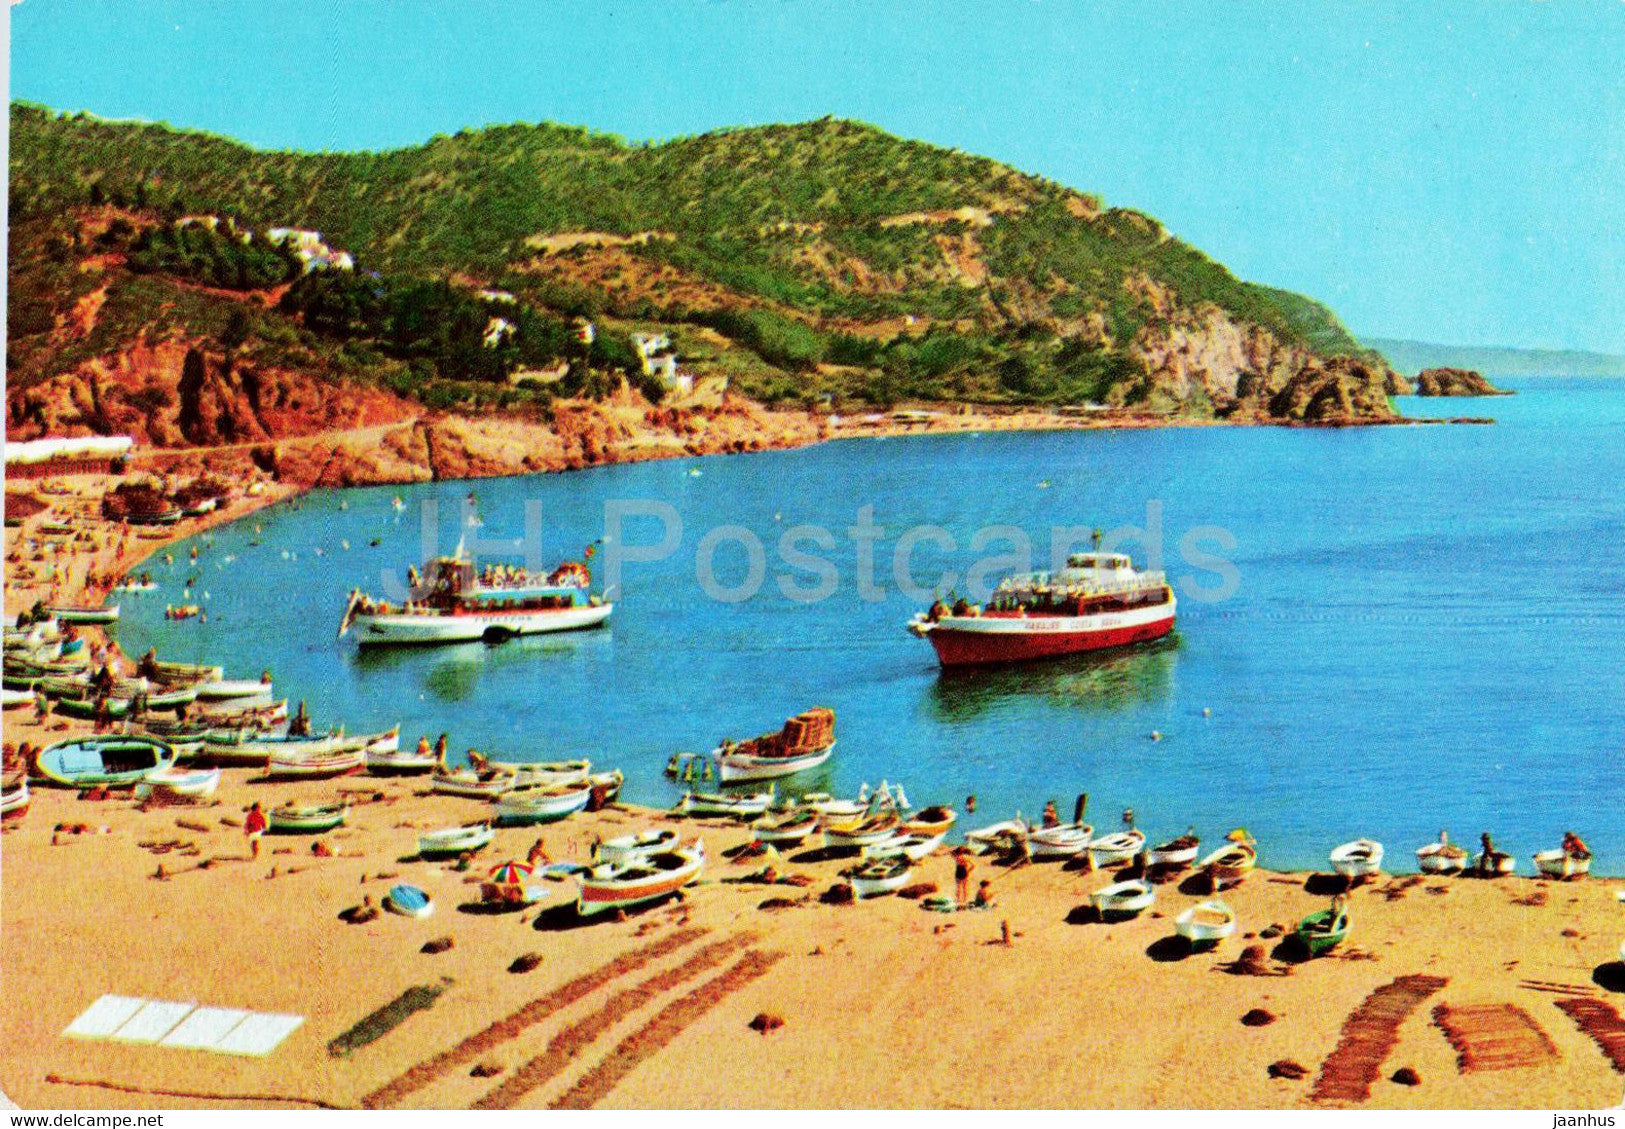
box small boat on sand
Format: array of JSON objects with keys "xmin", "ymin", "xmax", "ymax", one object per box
[
  {"xmin": 577, "ymin": 841, "xmax": 705, "ymax": 916},
  {"xmin": 899, "ymin": 805, "xmax": 957, "ymax": 838},
  {"xmin": 366, "ymin": 744, "xmax": 439, "ymax": 776},
  {"xmin": 1147, "ymin": 831, "xmax": 1201, "ymax": 870},
  {"xmin": 800, "ymin": 791, "xmax": 871, "ymax": 821},
  {"xmin": 1534, "ymin": 842, "xmax": 1592, "ymax": 880},
  {"xmin": 47, "ymin": 605, "xmax": 120, "ymax": 625},
  {"xmin": 34, "ymin": 736, "xmax": 176, "ymax": 788},
  {"xmin": 1175, "ymin": 899, "xmax": 1237, "ymax": 948},
  {"xmin": 677, "ymin": 789, "xmax": 772, "ymax": 820},
  {"xmin": 137, "ymin": 765, "xmax": 221, "ymax": 799},
  {"xmin": 861, "ymin": 831, "xmax": 945, "ymax": 862},
  {"xmin": 493, "ymin": 782, "xmax": 593, "ymax": 826},
  {"xmin": 431, "ymin": 765, "xmax": 519, "ymax": 799},
  {"xmin": 753, "ymin": 810, "xmax": 820, "ymax": 846},
  {"xmin": 264, "ymin": 748, "xmax": 367, "ymax": 780},
  {"xmin": 384, "ymin": 884, "xmax": 434, "ymax": 918},
  {"xmin": 1330, "ymin": 839, "xmax": 1384, "ymax": 879},
  {"xmin": 586, "ymin": 769, "xmax": 624, "ymax": 810},
  {"xmin": 468, "ymin": 754, "xmax": 592, "ymax": 786},
  {"xmin": 1, "ymin": 687, "xmax": 33, "ymax": 710},
  {"xmin": 1475, "ymin": 834, "xmax": 1516, "ymax": 877},
  {"xmin": 1416, "ymin": 830, "xmax": 1469, "ymax": 874},
  {"xmin": 1028, "ymin": 822, "xmax": 1093, "ymax": 860},
  {"xmin": 843, "ymin": 856, "xmax": 914, "ymax": 898},
  {"xmin": 1091, "ymin": 879, "xmax": 1156, "ymax": 919},
  {"xmin": 1198, "ymin": 834, "xmax": 1258, "ymax": 890},
  {"xmin": 823, "ymin": 811, "xmax": 902, "ymax": 849},
  {"xmin": 268, "ymin": 802, "xmax": 348, "ymax": 834},
  {"xmin": 1296, "ymin": 900, "xmax": 1351, "ymax": 956},
  {"xmin": 1, "ymin": 777, "xmax": 30, "ymax": 820},
  {"xmin": 195, "ymin": 677, "xmax": 275, "ymax": 701},
  {"xmin": 203, "ymin": 730, "xmax": 363, "ymax": 767},
  {"xmin": 1089, "ymin": 829, "xmax": 1146, "ymax": 868},
  {"xmin": 417, "ymin": 822, "xmax": 495, "ymax": 858},
  {"xmin": 596, "ymin": 828, "xmax": 680, "ymax": 866},
  {"xmin": 964, "ymin": 819, "xmax": 1029, "ymax": 855}
]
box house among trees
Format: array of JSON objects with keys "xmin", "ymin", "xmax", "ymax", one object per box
[
  {"xmin": 265, "ymin": 227, "xmax": 355, "ymax": 273},
  {"xmin": 630, "ymin": 331, "xmax": 691, "ymax": 394}
]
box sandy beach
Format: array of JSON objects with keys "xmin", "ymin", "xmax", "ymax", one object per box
[{"xmin": 4, "ymin": 462, "xmax": 1623, "ymax": 1112}]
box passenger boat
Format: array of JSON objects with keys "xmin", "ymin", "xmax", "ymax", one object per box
[
  {"xmin": 1028, "ymin": 822, "xmax": 1094, "ymax": 859},
  {"xmin": 964, "ymin": 819, "xmax": 1029, "ymax": 855},
  {"xmin": 268, "ymin": 802, "xmax": 348, "ymax": 834},
  {"xmin": 576, "ymin": 841, "xmax": 705, "ymax": 917},
  {"xmin": 907, "ymin": 548, "xmax": 1174, "ymax": 667},
  {"xmin": 843, "ymin": 856, "xmax": 914, "ymax": 898},
  {"xmin": 861, "ymin": 831, "xmax": 945, "ymax": 862},
  {"xmin": 1089, "ymin": 829, "xmax": 1147, "ymax": 868},
  {"xmin": 1198, "ymin": 833, "xmax": 1258, "ymax": 890},
  {"xmin": 677, "ymin": 789, "xmax": 772, "ymax": 819},
  {"xmin": 1534, "ymin": 847, "xmax": 1591, "ymax": 880},
  {"xmin": 1416, "ymin": 830, "xmax": 1470, "ymax": 875},
  {"xmin": 136, "ymin": 765, "xmax": 221, "ymax": 799},
  {"xmin": 47, "ymin": 604, "xmax": 121, "ymax": 625},
  {"xmin": 596, "ymin": 828, "xmax": 680, "ymax": 866},
  {"xmin": 1091, "ymin": 879, "xmax": 1156, "ymax": 920},
  {"xmin": 1147, "ymin": 832, "xmax": 1201, "ymax": 870},
  {"xmin": 1329, "ymin": 838, "xmax": 1385, "ymax": 879},
  {"xmin": 753, "ymin": 810, "xmax": 820, "ymax": 846},
  {"xmin": 33, "ymin": 736, "xmax": 176, "ymax": 788},
  {"xmin": 264, "ymin": 748, "xmax": 367, "ymax": 780},
  {"xmin": 1175, "ymin": 900, "xmax": 1237, "ymax": 948},
  {"xmin": 899, "ymin": 805, "xmax": 957, "ymax": 839},
  {"xmin": 1, "ymin": 777, "xmax": 30, "ymax": 820},
  {"xmin": 824, "ymin": 811, "xmax": 902, "ymax": 849},
  {"xmin": 384, "ymin": 884, "xmax": 434, "ymax": 918},
  {"xmin": 493, "ymin": 781, "xmax": 594, "ymax": 826},
  {"xmin": 338, "ymin": 550, "xmax": 612, "ymax": 646},
  {"xmin": 712, "ymin": 707, "xmax": 836, "ymax": 783},
  {"xmin": 416, "ymin": 822, "xmax": 495, "ymax": 858},
  {"xmin": 1296, "ymin": 903, "xmax": 1351, "ymax": 957}
]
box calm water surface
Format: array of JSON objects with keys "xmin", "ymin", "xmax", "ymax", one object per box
[{"xmin": 117, "ymin": 378, "xmax": 1625, "ymax": 871}]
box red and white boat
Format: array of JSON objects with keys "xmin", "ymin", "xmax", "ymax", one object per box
[
  {"xmin": 576, "ymin": 840, "xmax": 705, "ymax": 917},
  {"xmin": 264, "ymin": 747, "xmax": 367, "ymax": 780},
  {"xmin": 908, "ymin": 550, "xmax": 1175, "ymax": 667}
]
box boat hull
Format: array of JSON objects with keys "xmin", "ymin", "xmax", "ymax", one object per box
[
  {"xmin": 352, "ymin": 602, "xmax": 612, "ymax": 646},
  {"xmin": 714, "ymin": 743, "xmax": 833, "ymax": 783},
  {"xmin": 920, "ymin": 604, "xmax": 1174, "ymax": 668},
  {"xmin": 577, "ymin": 847, "xmax": 704, "ymax": 916},
  {"xmin": 494, "ymin": 787, "xmax": 592, "ymax": 826},
  {"xmin": 417, "ymin": 824, "xmax": 495, "ymax": 858}
]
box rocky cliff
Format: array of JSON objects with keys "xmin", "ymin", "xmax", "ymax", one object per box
[{"xmin": 1412, "ymin": 367, "xmax": 1513, "ymax": 396}]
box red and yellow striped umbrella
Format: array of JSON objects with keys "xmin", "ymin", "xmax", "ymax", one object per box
[{"xmin": 487, "ymin": 860, "xmax": 535, "ymax": 885}]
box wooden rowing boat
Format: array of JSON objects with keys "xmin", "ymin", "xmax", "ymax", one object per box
[
  {"xmin": 963, "ymin": 818, "xmax": 1029, "ymax": 855},
  {"xmin": 823, "ymin": 811, "xmax": 902, "ymax": 849},
  {"xmin": 753, "ymin": 810, "xmax": 820, "ymax": 845},
  {"xmin": 899, "ymin": 805, "xmax": 957, "ymax": 838},
  {"xmin": 1175, "ymin": 899, "xmax": 1237, "ymax": 947},
  {"xmin": 33, "ymin": 736, "xmax": 176, "ymax": 788},
  {"xmin": 264, "ymin": 748, "xmax": 367, "ymax": 780},
  {"xmin": 136, "ymin": 765, "xmax": 221, "ymax": 799},
  {"xmin": 1088, "ymin": 829, "xmax": 1146, "ymax": 868},
  {"xmin": 1, "ymin": 777, "xmax": 29, "ymax": 820},
  {"xmin": 860, "ymin": 831, "xmax": 945, "ymax": 862},
  {"xmin": 1416, "ymin": 830, "xmax": 1469, "ymax": 874},
  {"xmin": 1091, "ymin": 878, "xmax": 1155, "ymax": 919},
  {"xmin": 268, "ymin": 802, "xmax": 348, "ymax": 834},
  {"xmin": 677, "ymin": 789, "xmax": 772, "ymax": 819},
  {"xmin": 416, "ymin": 822, "xmax": 495, "ymax": 858},
  {"xmin": 1329, "ymin": 838, "xmax": 1384, "ymax": 878},
  {"xmin": 843, "ymin": 855, "xmax": 913, "ymax": 898},
  {"xmin": 596, "ymin": 828, "xmax": 680, "ymax": 866},
  {"xmin": 1147, "ymin": 832, "xmax": 1201, "ymax": 869},
  {"xmin": 576, "ymin": 841, "xmax": 704, "ymax": 917},
  {"xmin": 493, "ymin": 782, "xmax": 593, "ymax": 826},
  {"xmin": 1296, "ymin": 905, "xmax": 1351, "ymax": 956},
  {"xmin": 1198, "ymin": 839, "xmax": 1257, "ymax": 889},
  {"xmin": 1028, "ymin": 821, "xmax": 1093, "ymax": 860},
  {"xmin": 1533, "ymin": 848, "xmax": 1591, "ymax": 880}
]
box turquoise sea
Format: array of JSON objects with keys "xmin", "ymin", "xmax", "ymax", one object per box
[{"xmin": 116, "ymin": 378, "xmax": 1625, "ymax": 872}]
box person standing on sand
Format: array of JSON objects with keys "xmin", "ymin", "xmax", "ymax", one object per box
[
  {"xmin": 245, "ymin": 802, "xmax": 268, "ymax": 859},
  {"xmin": 953, "ymin": 848, "xmax": 974, "ymax": 906},
  {"xmin": 1041, "ymin": 800, "xmax": 1060, "ymax": 828}
]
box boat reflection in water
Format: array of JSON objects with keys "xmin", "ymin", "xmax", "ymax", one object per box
[
  {"xmin": 348, "ymin": 628, "xmax": 614, "ymax": 704},
  {"xmin": 924, "ymin": 635, "xmax": 1178, "ymax": 723}
]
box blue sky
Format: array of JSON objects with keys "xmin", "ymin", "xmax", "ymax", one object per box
[{"xmin": 11, "ymin": 1, "xmax": 1625, "ymax": 353}]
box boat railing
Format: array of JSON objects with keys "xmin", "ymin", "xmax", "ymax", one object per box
[{"xmin": 996, "ymin": 571, "xmax": 1166, "ymax": 598}]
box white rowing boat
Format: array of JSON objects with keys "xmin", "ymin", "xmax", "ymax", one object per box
[
  {"xmin": 1028, "ymin": 821, "xmax": 1093, "ymax": 860},
  {"xmin": 1147, "ymin": 832, "xmax": 1201, "ymax": 869},
  {"xmin": 1416, "ymin": 830, "xmax": 1469, "ymax": 874},
  {"xmin": 843, "ymin": 856, "xmax": 914, "ymax": 898},
  {"xmin": 1330, "ymin": 838, "xmax": 1385, "ymax": 878},
  {"xmin": 136, "ymin": 765, "xmax": 221, "ymax": 799},
  {"xmin": 493, "ymin": 782, "xmax": 593, "ymax": 826},
  {"xmin": 417, "ymin": 822, "xmax": 495, "ymax": 858},
  {"xmin": 1088, "ymin": 829, "xmax": 1146, "ymax": 868},
  {"xmin": 1175, "ymin": 899, "xmax": 1237, "ymax": 947},
  {"xmin": 1091, "ymin": 878, "xmax": 1155, "ymax": 919},
  {"xmin": 1533, "ymin": 848, "xmax": 1591, "ymax": 880},
  {"xmin": 963, "ymin": 819, "xmax": 1029, "ymax": 855},
  {"xmin": 753, "ymin": 810, "xmax": 820, "ymax": 845},
  {"xmin": 823, "ymin": 812, "xmax": 902, "ymax": 849},
  {"xmin": 677, "ymin": 789, "xmax": 773, "ymax": 819},
  {"xmin": 861, "ymin": 831, "xmax": 945, "ymax": 862},
  {"xmin": 596, "ymin": 828, "xmax": 680, "ymax": 866}
]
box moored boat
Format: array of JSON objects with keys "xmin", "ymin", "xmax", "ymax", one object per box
[
  {"xmin": 1329, "ymin": 838, "xmax": 1384, "ymax": 879},
  {"xmin": 47, "ymin": 604, "xmax": 120, "ymax": 625},
  {"xmin": 843, "ymin": 855, "xmax": 914, "ymax": 898},
  {"xmin": 1091, "ymin": 878, "xmax": 1156, "ymax": 919},
  {"xmin": 268, "ymin": 801, "xmax": 348, "ymax": 834},
  {"xmin": 576, "ymin": 841, "xmax": 705, "ymax": 917},
  {"xmin": 33, "ymin": 736, "xmax": 176, "ymax": 788},
  {"xmin": 493, "ymin": 781, "xmax": 593, "ymax": 826},
  {"xmin": 196, "ymin": 677, "xmax": 275, "ymax": 701},
  {"xmin": 907, "ymin": 548, "xmax": 1175, "ymax": 667},
  {"xmin": 1175, "ymin": 899, "xmax": 1237, "ymax": 948},
  {"xmin": 417, "ymin": 822, "xmax": 495, "ymax": 858},
  {"xmin": 712, "ymin": 707, "xmax": 836, "ymax": 783}
]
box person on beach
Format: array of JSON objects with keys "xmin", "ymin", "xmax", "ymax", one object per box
[
  {"xmin": 1041, "ymin": 800, "xmax": 1060, "ymax": 828},
  {"xmin": 1563, "ymin": 831, "xmax": 1592, "ymax": 860},
  {"xmin": 434, "ymin": 733, "xmax": 449, "ymax": 764},
  {"xmin": 953, "ymin": 848, "xmax": 975, "ymax": 905},
  {"xmin": 527, "ymin": 838, "xmax": 551, "ymax": 866},
  {"xmin": 974, "ymin": 879, "xmax": 996, "ymax": 909},
  {"xmin": 244, "ymin": 802, "xmax": 268, "ymax": 858},
  {"xmin": 137, "ymin": 648, "xmax": 160, "ymax": 680},
  {"xmin": 288, "ymin": 700, "xmax": 311, "ymax": 738}
]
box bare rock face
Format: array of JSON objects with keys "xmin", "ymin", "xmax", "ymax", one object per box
[{"xmin": 1412, "ymin": 367, "xmax": 1512, "ymax": 397}]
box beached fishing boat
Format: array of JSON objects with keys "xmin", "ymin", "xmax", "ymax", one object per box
[
  {"xmin": 1198, "ymin": 834, "xmax": 1258, "ymax": 890},
  {"xmin": 1175, "ymin": 899, "xmax": 1237, "ymax": 948},
  {"xmin": 202, "ymin": 730, "xmax": 362, "ymax": 767},
  {"xmin": 843, "ymin": 856, "xmax": 914, "ymax": 898},
  {"xmin": 907, "ymin": 547, "xmax": 1175, "ymax": 667},
  {"xmin": 1, "ymin": 687, "xmax": 33, "ymax": 710},
  {"xmin": 493, "ymin": 781, "xmax": 593, "ymax": 826},
  {"xmin": 586, "ymin": 769, "xmax": 623, "ymax": 810},
  {"xmin": 268, "ymin": 802, "xmax": 348, "ymax": 834},
  {"xmin": 800, "ymin": 792, "xmax": 872, "ymax": 821},
  {"xmin": 1534, "ymin": 847, "xmax": 1591, "ymax": 880},
  {"xmin": 1330, "ymin": 838, "xmax": 1384, "ymax": 878},
  {"xmin": 753, "ymin": 810, "xmax": 820, "ymax": 846},
  {"xmin": 1147, "ymin": 832, "xmax": 1201, "ymax": 869},
  {"xmin": 416, "ymin": 822, "xmax": 495, "ymax": 858},
  {"xmin": 1296, "ymin": 903, "xmax": 1351, "ymax": 956},
  {"xmin": 33, "ymin": 736, "xmax": 176, "ymax": 788},
  {"xmin": 384, "ymin": 884, "xmax": 434, "ymax": 918},
  {"xmin": 264, "ymin": 748, "xmax": 367, "ymax": 780},
  {"xmin": 861, "ymin": 831, "xmax": 945, "ymax": 862},
  {"xmin": 193, "ymin": 698, "xmax": 288, "ymax": 727},
  {"xmin": 824, "ymin": 811, "xmax": 902, "ymax": 849},
  {"xmin": 576, "ymin": 841, "xmax": 705, "ymax": 916},
  {"xmin": 899, "ymin": 805, "xmax": 957, "ymax": 839},
  {"xmin": 468, "ymin": 754, "xmax": 591, "ymax": 786},
  {"xmin": 712, "ymin": 707, "xmax": 836, "ymax": 783},
  {"xmin": 1091, "ymin": 878, "xmax": 1156, "ymax": 919},
  {"xmin": 50, "ymin": 687, "xmax": 198, "ymax": 720},
  {"xmin": 195, "ymin": 677, "xmax": 275, "ymax": 701},
  {"xmin": 136, "ymin": 765, "xmax": 221, "ymax": 799},
  {"xmin": 431, "ymin": 765, "xmax": 519, "ymax": 799},
  {"xmin": 47, "ymin": 604, "xmax": 120, "ymax": 625},
  {"xmin": 366, "ymin": 743, "xmax": 438, "ymax": 775},
  {"xmin": 1028, "ymin": 822, "xmax": 1094, "ymax": 860},
  {"xmin": 964, "ymin": 818, "xmax": 1029, "ymax": 855},
  {"xmin": 1416, "ymin": 830, "xmax": 1469, "ymax": 874},
  {"xmin": 1089, "ymin": 829, "xmax": 1147, "ymax": 868},
  {"xmin": 1476, "ymin": 835, "xmax": 1516, "ymax": 877},
  {"xmin": 146, "ymin": 660, "xmax": 224, "ymax": 685},
  {"xmin": 596, "ymin": 828, "xmax": 680, "ymax": 866},
  {"xmin": 339, "ymin": 550, "xmax": 613, "ymax": 646},
  {"xmin": 677, "ymin": 789, "xmax": 773, "ymax": 819},
  {"xmin": 1, "ymin": 777, "xmax": 29, "ymax": 820}
]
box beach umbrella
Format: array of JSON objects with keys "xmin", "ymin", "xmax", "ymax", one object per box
[{"xmin": 487, "ymin": 860, "xmax": 535, "ymax": 886}]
